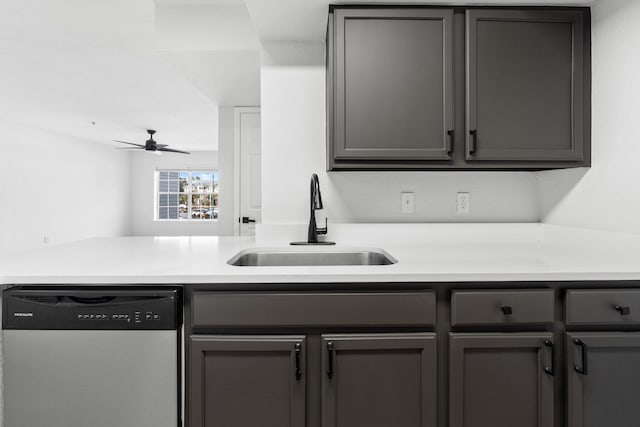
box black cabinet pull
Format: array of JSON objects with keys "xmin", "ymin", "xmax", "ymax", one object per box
[
  {"xmin": 500, "ymin": 305, "xmax": 513, "ymax": 315},
  {"xmin": 294, "ymin": 343, "xmax": 302, "ymax": 381},
  {"xmin": 446, "ymin": 129, "xmax": 455, "ymax": 154},
  {"xmin": 574, "ymin": 339, "xmax": 588, "ymax": 375},
  {"xmin": 544, "ymin": 340, "xmax": 555, "ymax": 377},
  {"xmin": 327, "ymin": 342, "xmax": 334, "ymax": 379},
  {"xmin": 469, "ymin": 129, "xmax": 478, "ymax": 154},
  {"xmin": 241, "ymin": 216, "xmax": 256, "ymax": 224},
  {"xmin": 615, "ymin": 305, "xmax": 631, "ymax": 316}
]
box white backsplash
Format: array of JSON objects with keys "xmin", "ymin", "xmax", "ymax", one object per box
[{"xmin": 260, "ymin": 42, "xmax": 540, "ymax": 226}]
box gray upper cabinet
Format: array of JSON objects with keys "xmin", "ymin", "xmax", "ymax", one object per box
[
  {"xmin": 449, "ymin": 333, "xmax": 555, "ymax": 427},
  {"xmin": 567, "ymin": 333, "xmax": 640, "ymax": 427},
  {"xmin": 321, "ymin": 333, "xmax": 437, "ymax": 427},
  {"xmin": 466, "ymin": 10, "xmax": 585, "ymax": 162},
  {"xmin": 330, "ymin": 8, "xmax": 455, "ymax": 164},
  {"xmin": 189, "ymin": 335, "xmax": 306, "ymax": 427},
  {"xmin": 327, "ymin": 6, "xmax": 591, "ymax": 171}
]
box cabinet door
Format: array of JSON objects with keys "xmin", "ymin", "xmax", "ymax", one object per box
[
  {"xmin": 567, "ymin": 333, "xmax": 640, "ymax": 427},
  {"xmin": 332, "ymin": 9, "xmax": 454, "ymax": 161},
  {"xmin": 466, "ymin": 10, "xmax": 585, "ymax": 162},
  {"xmin": 189, "ymin": 335, "xmax": 306, "ymax": 427},
  {"xmin": 321, "ymin": 333, "xmax": 437, "ymax": 427},
  {"xmin": 449, "ymin": 333, "xmax": 555, "ymax": 427}
]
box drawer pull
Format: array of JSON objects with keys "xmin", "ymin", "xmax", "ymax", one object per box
[
  {"xmin": 500, "ymin": 305, "xmax": 513, "ymax": 315},
  {"xmin": 544, "ymin": 340, "xmax": 555, "ymax": 377},
  {"xmin": 615, "ymin": 305, "xmax": 631, "ymax": 316},
  {"xmin": 294, "ymin": 343, "xmax": 302, "ymax": 381},
  {"xmin": 574, "ymin": 339, "xmax": 588, "ymax": 376},
  {"xmin": 327, "ymin": 342, "xmax": 334, "ymax": 379}
]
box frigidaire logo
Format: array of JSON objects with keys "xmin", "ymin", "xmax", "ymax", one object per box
[{"xmin": 13, "ymin": 312, "xmax": 34, "ymax": 318}]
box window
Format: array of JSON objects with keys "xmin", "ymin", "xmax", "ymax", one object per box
[{"xmin": 157, "ymin": 170, "xmax": 218, "ymax": 221}]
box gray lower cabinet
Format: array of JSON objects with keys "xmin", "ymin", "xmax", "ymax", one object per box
[
  {"xmin": 566, "ymin": 333, "xmax": 640, "ymax": 427},
  {"xmin": 565, "ymin": 289, "xmax": 640, "ymax": 327},
  {"xmin": 189, "ymin": 332, "xmax": 435, "ymax": 427},
  {"xmin": 321, "ymin": 333, "xmax": 437, "ymax": 427},
  {"xmin": 186, "ymin": 286, "xmax": 640, "ymax": 427},
  {"xmin": 451, "ymin": 289, "xmax": 555, "ymax": 327},
  {"xmin": 465, "ymin": 10, "xmax": 586, "ymax": 162},
  {"xmin": 449, "ymin": 333, "xmax": 555, "ymax": 427},
  {"xmin": 189, "ymin": 335, "xmax": 306, "ymax": 427}
]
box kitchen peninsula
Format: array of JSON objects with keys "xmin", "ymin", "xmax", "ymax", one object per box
[
  {"xmin": 2, "ymin": 223, "xmax": 640, "ymax": 284},
  {"xmin": 3, "ymin": 223, "xmax": 640, "ymax": 427}
]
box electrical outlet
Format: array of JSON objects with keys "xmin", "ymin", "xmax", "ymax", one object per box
[
  {"xmin": 43, "ymin": 235, "xmax": 50, "ymax": 244},
  {"xmin": 457, "ymin": 192, "xmax": 470, "ymax": 214},
  {"xmin": 401, "ymin": 192, "xmax": 414, "ymax": 214}
]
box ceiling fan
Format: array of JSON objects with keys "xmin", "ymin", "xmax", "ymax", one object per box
[{"xmin": 114, "ymin": 129, "xmax": 190, "ymax": 154}]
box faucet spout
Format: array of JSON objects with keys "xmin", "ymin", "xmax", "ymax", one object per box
[{"xmin": 311, "ymin": 173, "xmax": 323, "ymax": 210}]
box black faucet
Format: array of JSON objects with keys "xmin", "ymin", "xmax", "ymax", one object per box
[
  {"xmin": 291, "ymin": 174, "xmax": 335, "ymax": 245},
  {"xmin": 308, "ymin": 173, "xmax": 326, "ymax": 243}
]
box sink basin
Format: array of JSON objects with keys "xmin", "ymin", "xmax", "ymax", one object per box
[{"xmin": 227, "ymin": 248, "xmax": 397, "ymax": 267}]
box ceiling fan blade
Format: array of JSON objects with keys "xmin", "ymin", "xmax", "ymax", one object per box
[
  {"xmin": 114, "ymin": 140, "xmax": 146, "ymax": 148},
  {"xmin": 158, "ymin": 147, "xmax": 191, "ymax": 155},
  {"xmin": 155, "ymin": 144, "xmax": 168, "ymax": 148}
]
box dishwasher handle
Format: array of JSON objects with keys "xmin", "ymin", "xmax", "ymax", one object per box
[{"xmin": 68, "ymin": 296, "xmax": 117, "ymax": 305}]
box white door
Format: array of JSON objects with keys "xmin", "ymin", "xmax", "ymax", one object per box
[{"xmin": 235, "ymin": 107, "xmax": 261, "ymax": 236}]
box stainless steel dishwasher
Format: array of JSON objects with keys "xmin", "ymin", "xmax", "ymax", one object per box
[{"xmin": 2, "ymin": 286, "xmax": 181, "ymax": 427}]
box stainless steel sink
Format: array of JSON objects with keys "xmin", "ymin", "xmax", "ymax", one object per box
[{"xmin": 227, "ymin": 248, "xmax": 397, "ymax": 267}]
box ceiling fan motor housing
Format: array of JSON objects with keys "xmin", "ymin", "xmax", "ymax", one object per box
[{"xmin": 145, "ymin": 129, "xmax": 157, "ymax": 151}]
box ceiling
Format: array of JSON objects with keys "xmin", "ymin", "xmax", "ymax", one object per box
[
  {"xmin": 0, "ymin": 0, "xmax": 260, "ymax": 151},
  {"xmin": 0, "ymin": 0, "xmax": 594, "ymax": 151},
  {"xmin": 245, "ymin": 0, "xmax": 596, "ymax": 42}
]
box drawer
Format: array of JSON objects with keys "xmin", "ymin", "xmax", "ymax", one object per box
[
  {"xmin": 566, "ymin": 289, "xmax": 640, "ymax": 326},
  {"xmin": 192, "ymin": 291, "xmax": 435, "ymax": 328},
  {"xmin": 451, "ymin": 289, "xmax": 554, "ymax": 327}
]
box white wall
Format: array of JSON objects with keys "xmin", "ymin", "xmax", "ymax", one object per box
[
  {"xmin": 539, "ymin": 0, "xmax": 640, "ymax": 234},
  {"xmin": 129, "ymin": 150, "xmax": 221, "ymax": 236},
  {"xmin": 217, "ymin": 107, "xmax": 236, "ymax": 236},
  {"xmin": 0, "ymin": 119, "xmax": 131, "ymax": 255},
  {"xmin": 0, "ymin": 118, "xmax": 131, "ymax": 427},
  {"xmin": 260, "ymin": 42, "xmax": 540, "ymax": 225}
]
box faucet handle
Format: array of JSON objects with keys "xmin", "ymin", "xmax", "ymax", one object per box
[{"xmin": 317, "ymin": 218, "xmax": 328, "ymax": 235}]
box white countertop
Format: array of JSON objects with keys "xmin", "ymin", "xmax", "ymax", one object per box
[{"xmin": 1, "ymin": 223, "xmax": 640, "ymax": 284}]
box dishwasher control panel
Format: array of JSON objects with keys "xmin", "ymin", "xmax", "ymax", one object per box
[
  {"xmin": 2, "ymin": 287, "xmax": 180, "ymax": 330},
  {"xmin": 76, "ymin": 311, "xmax": 162, "ymax": 323}
]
